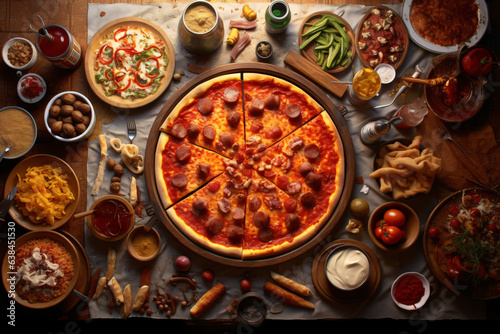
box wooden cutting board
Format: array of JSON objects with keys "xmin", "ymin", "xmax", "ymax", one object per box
[{"xmin": 284, "ymin": 50, "xmax": 348, "ymax": 98}]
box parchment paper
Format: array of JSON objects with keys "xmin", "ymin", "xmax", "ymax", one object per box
[{"xmin": 85, "ymin": 2, "xmax": 486, "ymax": 322}]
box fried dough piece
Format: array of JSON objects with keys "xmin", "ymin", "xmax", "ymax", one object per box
[
  {"xmin": 190, "ymin": 282, "xmax": 227, "ymax": 318},
  {"xmin": 270, "ymin": 271, "xmax": 312, "ymax": 297},
  {"xmin": 264, "ymin": 281, "xmax": 315, "ymax": 309}
]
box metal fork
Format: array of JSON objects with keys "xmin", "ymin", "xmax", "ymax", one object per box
[{"xmin": 127, "ymin": 117, "xmax": 137, "ymax": 143}]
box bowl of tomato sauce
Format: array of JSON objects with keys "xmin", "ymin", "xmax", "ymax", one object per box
[
  {"xmin": 86, "ymin": 195, "xmax": 135, "ymax": 242},
  {"xmin": 17, "ymin": 73, "xmax": 46, "ymax": 104},
  {"xmin": 391, "ymin": 272, "xmax": 430, "ymax": 310}
]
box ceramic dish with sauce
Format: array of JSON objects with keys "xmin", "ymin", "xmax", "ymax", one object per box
[
  {"xmin": 324, "ymin": 244, "xmax": 371, "ymax": 291},
  {"xmin": 126, "ymin": 225, "xmax": 161, "ymax": 261},
  {"xmin": 86, "ymin": 195, "xmax": 135, "ymax": 242}
]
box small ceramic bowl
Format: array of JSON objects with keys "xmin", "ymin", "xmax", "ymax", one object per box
[
  {"xmin": 86, "ymin": 195, "xmax": 135, "ymax": 242},
  {"xmin": 44, "ymin": 91, "xmax": 96, "ymax": 142},
  {"xmin": 324, "ymin": 244, "xmax": 371, "ymax": 291},
  {"xmin": 126, "ymin": 225, "xmax": 161, "ymax": 262},
  {"xmin": 374, "ymin": 63, "xmax": 396, "ymax": 84},
  {"xmin": 2, "ymin": 37, "xmax": 37, "ymax": 71},
  {"xmin": 391, "ymin": 272, "xmax": 430, "ymax": 310},
  {"xmin": 17, "ymin": 73, "xmax": 47, "ymax": 104},
  {"xmin": 256, "ymin": 41, "xmax": 273, "ymax": 61},
  {"xmin": 0, "ymin": 106, "xmax": 37, "ymax": 159},
  {"xmin": 237, "ymin": 292, "xmax": 268, "ymax": 326},
  {"xmin": 368, "ymin": 201, "xmax": 420, "ymax": 252}
]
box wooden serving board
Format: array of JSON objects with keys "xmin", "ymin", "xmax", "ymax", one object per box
[
  {"xmin": 144, "ymin": 63, "xmax": 356, "ymax": 267},
  {"xmin": 284, "ymin": 50, "xmax": 348, "ymax": 98}
]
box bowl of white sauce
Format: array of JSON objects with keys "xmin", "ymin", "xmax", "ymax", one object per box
[
  {"xmin": 324, "ymin": 245, "xmax": 371, "ymax": 291},
  {"xmin": 374, "ymin": 63, "xmax": 396, "ymax": 84}
]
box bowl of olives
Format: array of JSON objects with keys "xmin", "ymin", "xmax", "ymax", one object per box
[{"xmin": 44, "ymin": 91, "xmax": 96, "ymax": 142}]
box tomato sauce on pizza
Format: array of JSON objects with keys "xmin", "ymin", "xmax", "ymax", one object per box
[{"xmin": 156, "ymin": 73, "xmax": 345, "ymax": 259}]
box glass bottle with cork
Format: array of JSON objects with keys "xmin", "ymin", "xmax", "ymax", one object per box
[{"xmin": 265, "ymin": 0, "xmax": 291, "ymax": 34}]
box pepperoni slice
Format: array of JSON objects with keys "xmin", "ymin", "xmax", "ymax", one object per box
[
  {"xmin": 231, "ymin": 207, "xmax": 245, "ymax": 221},
  {"xmin": 263, "ymin": 195, "xmax": 283, "ymax": 211},
  {"xmin": 267, "ymin": 125, "xmax": 282, "ymax": 139},
  {"xmin": 175, "ymin": 145, "xmax": 191, "ymax": 163},
  {"xmin": 223, "ymin": 87, "xmax": 240, "ymax": 103},
  {"xmin": 289, "ymin": 136, "xmax": 305, "ymax": 151},
  {"xmin": 186, "ymin": 122, "xmax": 201, "ymax": 139},
  {"xmin": 226, "ymin": 111, "xmax": 241, "ymax": 128},
  {"xmin": 248, "ymin": 98, "xmax": 265, "ymax": 117},
  {"xmin": 286, "ymin": 180, "xmax": 302, "ymax": 195},
  {"xmin": 253, "ymin": 211, "xmax": 270, "ymax": 227},
  {"xmin": 227, "ymin": 225, "xmax": 244, "ymax": 242},
  {"xmin": 192, "ymin": 197, "xmax": 209, "ymax": 215},
  {"xmin": 299, "ymin": 162, "xmax": 314, "ymax": 177},
  {"xmin": 198, "ymin": 97, "xmax": 213, "ymax": 115},
  {"xmin": 258, "ymin": 227, "xmax": 274, "ymax": 243},
  {"xmin": 250, "ymin": 122, "xmax": 263, "ymax": 133},
  {"xmin": 285, "ymin": 213, "xmax": 300, "ymax": 231},
  {"xmin": 171, "ymin": 123, "xmax": 187, "ymax": 139},
  {"xmin": 285, "ymin": 103, "xmax": 302, "ymax": 121},
  {"xmin": 284, "ymin": 198, "xmax": 298, "ymax": 212},
  {"xmin": 219, "ymin": 132, "xmax": 235, "ymax": 148},
  {"xmin": 248, "ymin": 196, "xmax": 262, "ymax": 212},
  {"xmin": 206, "ymin": 180, "xmax": 220, "ymax": 192},
  {"xmin": 197, "ymin": 163, "xmax": 211, "ymax": 179},
  {"xmin": 276, "ymin": 175, "xmax": 289, "ymax": 190},
  {"xmin": 305, "ymin": 172, "xmax": 323, "ymax": 190},
  {"xmin": 304, "ymin": 143, "xmax": 320, "ymax": 160},
  {"xmin": 205, "ymin": 216, "xmax": 223, "ymax": 235},
  {"xmin": 264, "ymin": 93, "xmax": 280, "ymax": 109},
  {"xmin": 301, "ymin": 192, "xmax": 317, "ymax": 208},
  {"xmin": 172, "ymin": 173, "xmax": 188, "ymax": 188},
  {"xmin": 203, "ymin": 125, "xmax": 216, "ymax": 141},
  {"xmin": 217, "ymin": 197, "xmax": 231, "ymax": 214}
]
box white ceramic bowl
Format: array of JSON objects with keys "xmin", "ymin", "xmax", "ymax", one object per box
[
  {"xmin": 17, "ymin": 73, "xmax": 47, "ymax": 104},
  {"xmin": 2, "ymin": 37, "xmax": 38, "ymax": 71},
  {"xmin": 44, "ymin": 91, "xmax": 96, "ymax": 142},
  {"xmin": 374, "ymin": 63, "xmax": 396, "ymax": 84},
  {"xmin": 391, "ymin": 272, "xmax": 430, "ymax": 310}
]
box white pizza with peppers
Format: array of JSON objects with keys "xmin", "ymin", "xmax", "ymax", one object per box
[{"xmin": 93, "ymin": 26, "xmax": 169, "ymax": 99}]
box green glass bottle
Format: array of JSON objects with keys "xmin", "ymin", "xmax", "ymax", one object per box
[{"xmin": 265, "ymin": 0, "xmax": 291, "ymax": 34}]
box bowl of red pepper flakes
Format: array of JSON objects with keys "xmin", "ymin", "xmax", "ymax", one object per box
[
  {"xmin": 391, "ymin": 272, "xmax": 430, "ymax": 310},
  {"xmin": 17, "ymin": 73, "xmax": 47, "ymax": 104}
]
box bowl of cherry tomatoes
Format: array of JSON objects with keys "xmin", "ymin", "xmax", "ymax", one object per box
[{"xmin": 368, "ymin": 201, "xmax": 420, "ymax": 252}]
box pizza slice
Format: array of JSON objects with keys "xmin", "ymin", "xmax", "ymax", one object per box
[
  {"xmin": 159, "ymin": 73, "xmax": 244, "ymax": 158},
  {"xmin": 166, "ymin": 167, "xmax": 250, "ymax": 259},
  {"xmin": 242, "ymin": 73, "xmax": 324, "ymax": 158},
  {"xmin": 155, "ymin": 132, "xmax": 229, "ymax": 208},
  {"xmin": 249, "ymin": 111, "xmax": 345, "ymax": 237}
]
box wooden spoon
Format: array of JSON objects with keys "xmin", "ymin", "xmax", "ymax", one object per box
[
  {"xmin": 73, "ymin": 209, "xmax": 95, "ymax": 219},
  {"xmin": 400, "ymin": 76, "xmax": 448, "ymax": 86}
]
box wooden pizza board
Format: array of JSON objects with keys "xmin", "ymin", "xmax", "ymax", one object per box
[
  {"xmin": 144, "ymin": 63, "xmax": 356, "ymax": 267},
  {"xmin": 284, "ymin": 50, "xmax": 348, "ymax": 98}
]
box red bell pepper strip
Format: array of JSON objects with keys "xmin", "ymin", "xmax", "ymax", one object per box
[
  {"xmin": 98, "ymin": 43, "xmax": 114, "ymax": 65},
  {"xmin": 104, "ymin": 68, "xmax": 113, "ymax": 81},
  {"xmin": 114, "ymin": 75, "xmax": 132, "ymax": 92},
  {"xmin": 114, "ymin": 28, "xmax": 128, "ymax": 42},
  {"xmin": 136, "ymin": 56, "xmax": 160, "ymax": 79},
  {"xmin": 134, "ymin": 72, "xmax": 153, "ymax": 88}
]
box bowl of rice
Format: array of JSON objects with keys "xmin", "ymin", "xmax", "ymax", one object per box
[{"xmin": 1, "ymin": 230, "xmax": 80, "ymax": 309}]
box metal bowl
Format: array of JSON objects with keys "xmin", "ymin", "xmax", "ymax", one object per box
[{"xmin": 178, "ymin": 0, "xmax": 224, "ymax": 54}]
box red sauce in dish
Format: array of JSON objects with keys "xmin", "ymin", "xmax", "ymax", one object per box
[
  {"xmin": 37, "ymin": 25, "xmax": 70, "ymax": 58},
  {"xmin": 92, "ymin": 199, "xmax": 132, "ymax": 237},
  {"xmin": 393, "ymin": 276, "xmax": 425, "ymax": 306}
]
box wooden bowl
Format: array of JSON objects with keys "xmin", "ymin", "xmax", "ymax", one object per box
[
  {"xmin": 6, "ymin": 154, "xmax": 80, "ymax": 231},
  {"xmin": 84, "ymin": 17, "xmax": 175, "ymax": 109},
  {"xmin": 368, "ymin": 201, "xmax": 420, "ymax": 252},
  {"xmin": 298, "ymin": 11, "xmax": 355, "ymax": 73},
  {"xmin": 86, "ymin": 195, "xmax": 135, "ymax": 242},
  {"xmin": 354, "ymin": 5, "xmax": 409, "ymax": 70},
  {"xmin": 126, "ymin": 225, "xmax": 161, "ymax": 262},
  {"xmin": 1, "ymin": 230, "xmax": 80, "ymax": 309}
]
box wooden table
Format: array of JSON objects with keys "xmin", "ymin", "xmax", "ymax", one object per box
[{"xmin": 1, "ymin": 0, "xmax": 499, "ymax": 331}]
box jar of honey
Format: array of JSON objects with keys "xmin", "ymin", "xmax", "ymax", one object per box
[{"xmin": 347, "ymin": 68, "xmax": 382, "ymax": 105}]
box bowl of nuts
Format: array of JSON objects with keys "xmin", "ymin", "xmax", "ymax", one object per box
[
  {"xmin": 2, "ymin": 37, "xmax": 37, "ymax": 71},
  {"xmin": 44, "ymin": 91, "xmax": 96, "ymax": 142}
]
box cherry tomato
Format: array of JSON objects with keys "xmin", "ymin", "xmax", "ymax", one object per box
[
  {"xmin": 447, "ymin": 205, "xmax": 460, "ymax": 216},
  {"xmin": 374, "ymin": 226, "xmax": 384, "ymax": 239},
  {"xmin": 201, "ymin": 270, "xmax": 214, "ymax": 282},
  {"xmin": 488, "ymin": 223, "xmax": 498, "ymax": 232},
  {"xmin": 380, "ymin": 225, "xmax": 402, "ymax": 245},
  {"xmin": 428, "ymin": 226, "xmax": 441, "ymax": 239},
  {"xmin": 240, "ymin": 279, "xmax": 252, "ymax": 292},
  {"xmin": 383, "ymin": 209, "xmax": 406, "ymax": 227},
  {"xmin": 450, "ymin": 217, "xmax": 461, "ymax": 230},
  {"xmin": 174, "ymin": 255, "xmax": 191, "ymax": 272},
  {"xmin": 469, "ymin": 208, "xmax": 481, "ymax": 218},
  {"xmin": 461, "ymin": 47, "xmax": 493, "ymax": 77}
]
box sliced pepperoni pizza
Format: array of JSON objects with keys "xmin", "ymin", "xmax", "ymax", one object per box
[
  {"xmin": 166, "ymin": 171, "xmax": 248, "ymax": 258},
  {"xmin": 155, "ymin": 132, "xmax": 228, "ymax": 208},
  {"xmin": 159, "ymin": 73, "xmax": 244, "ymax": 158},
  {"xmin": 242, "ymin": 73, "xmax": 324, "ymax": 157}
]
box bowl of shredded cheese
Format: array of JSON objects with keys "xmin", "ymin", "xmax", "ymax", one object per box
[{"xmin": 5, "ymin": 154, "xmax": 80, "ymax": 231}]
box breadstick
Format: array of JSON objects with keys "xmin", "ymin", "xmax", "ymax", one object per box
[
  {"xmin": 270, "ymin": 271, "xmax": 312, "ymax": 297},
  {"xmin": 190, "ymin": 282, "xmax": 226, "ymax": 318},
  {"xmin": 91, "ymin": 134, "xmax": 108, "ymax": 195},
  {"xmin": 263, "ymin": 281, "xmax": 315, "ymax": 309},
  {"xmin": 108, "ymin": 277, "xmax": 124, "ymax": 305},
  {"xmin": 132, "ymin": 285, "xmax": 150, "ymax": 311},
  {"xmin": 105, "ymin": 247, "xmax": 116, "ymax": 280},
  {"xmin": 122, "ymin": 284, "xmax": 132, "ymax": 318}
]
